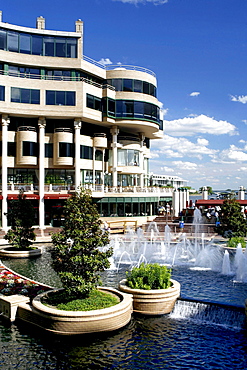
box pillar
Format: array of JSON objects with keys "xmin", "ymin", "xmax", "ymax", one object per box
[
  {"xmin": 38, "ymin": 118, "xmax": 46, "ymax": 230},
  {"xmin": 139, "ymin": 132, "xmax": 145, "ymax": 188},
  {"xmin": 238, "ymin": 186, "xmax": 245, "ymax": 200},
  {"xmin": 110, "ymin": 126, "xmax": 119, "ymax": 187},
  {"xmin": 74, "ymin": 119, "xmax": 81, "ymax": 192},
  {"xmin": 1, "ymin": 115, "xmax": 9, "ymax": 231},
  {"xmin": 202, "ymin": 186, "xmax": 208, "ymax": 200}
]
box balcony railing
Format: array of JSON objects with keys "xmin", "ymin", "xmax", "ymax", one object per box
[{"xmin": 5, "ymin": 184, "xmax": 173, "ymax": 195}]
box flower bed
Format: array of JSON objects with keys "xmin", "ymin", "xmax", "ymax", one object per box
[{"xmin": 0, "ymin": 265, "xmax": 51, "ymax": 299}]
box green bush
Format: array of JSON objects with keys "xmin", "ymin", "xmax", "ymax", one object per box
[
  {"xmin": 227, "ymin": 236, "xmax": 246, "ymax": 249},
  {"xmin": 125, "ymin": 263, "xmax": 172, "ymax": 290}
]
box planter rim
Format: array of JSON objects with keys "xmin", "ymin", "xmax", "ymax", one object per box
[
  {"xmin": 119, "ymin": 278, "xmax": 180, "ymax": 294},
  {"xmin": 32, "ymin": 286, "xmax": 132, "ymax": 317}
]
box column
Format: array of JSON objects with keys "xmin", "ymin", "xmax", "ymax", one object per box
[
  {"xmin": 38, "ymin": 118, "xmax": 46, "ymax": 230},
  {"xmin": 93, "ymin": 147, "xmax": 96, "ymax": 190},
  {"xmin": 139, "ymin": 132, "xmax": 145, "ymax": 188},
  {"xmin": 110, "ymin": 126, "xmax": 119, "ymax": 187},
  {"xmin": 202, "ymin": 186, "xmax": 208, "ymax": 200},
  {"xmin": 238, "ymin": 186, "xmax": 245, "ymax": 200},
  {"xmin": 172, "ymin": 189, "xmax": 180, "ymax": 217},
  {"xmin": 1, "ymin": 115, "xmax": 9, "ymax": 231},
  {"xmin": 74, "ymin": 119, "xmax": 82, "ymax": 192}
]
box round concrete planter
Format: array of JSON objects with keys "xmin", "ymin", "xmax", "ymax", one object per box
[
  {"xmin": 118, "ymin": 278, "xmax": 180, "ymax": 315},
  {"xmin": 18, "ymin": 287, "xmax": 133, "ymax": 335},
  {"xmin": 0, "ymin": 246, "xmax": 42, "ymax": 258}
]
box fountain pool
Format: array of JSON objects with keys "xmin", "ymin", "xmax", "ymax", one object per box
[{"xmin": 0, "ymin": 239, "xmax": 246, "ymax": 369}]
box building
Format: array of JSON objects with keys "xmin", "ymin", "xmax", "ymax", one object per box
[
  {"xmin": 150, "ymin": 174, "xmax": 187, "ymax": 189},
  {"xmin": 0, "ymin": 12, "xmax": 173, "ymax": 231}
]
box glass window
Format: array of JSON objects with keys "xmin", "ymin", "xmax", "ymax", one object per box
[
  {"xmin": 86, "ymin": 94, "xmax": 94, "ymax": 109},
  {"xmin": 124, "ymin": 101, "xmax": 134, "ymax": 117},
  {"xmin": 66, "ymin": 91, "xmax": 75, "ymax": 106},
  {"xmin": 9, "ymin": 65, "xmax": 19, "ymax": 77},
  {"xmin": 32, "ymin": 35, "xmax": 43, "ymax": 55},
  {"xmin": 80, "ymin": 145, "xmax": 93, "ymax": 160},
  {"xmin": 46, "ymin": 90, "xmax": 55, "ymax": 105},
  {"xmin": 112, "ymin": 79, "xmax": 122, "ymax": 91},
  {"xmin": 11, "ymin": 87, "xmax": 20, "ymax": 102},
  {"xmin": 19, "ymin": 33, "xmax": 31, "ymax": 54},
  {"xmin": 143, "ymin": 81, "xmax": 149, "ymax": 95},
  {"xmin": 144, "ymin": 102, "xmax": 152, "ymax": 118},
  {"xmin": 31, "ymin": 89, "xmax": 40, "ymax": 104},
  {"xmin": 134, "ymin": 80, "xmax": 143, "ymax": 93},
  {"xmin": 0, "ymin": 29, "xmax": 7, "ymax": 50},
  {"xmin": 8, "ymin": 31, "xmax": 19, "ymax": 52},
  {"xmin": 150, "ymin": 84, "xmax": 155, "ymax": 97},
  {"xmin": 59, "ymin": 142, "xmax": 73, "ymax": 157},
  {"xmin": 117, "ymin": 150, "xmax": 127, "ymax": 166},
  {"xmin": 116, "ymin": 100, "xmax": 124, "ymax": 117},
  {"xmin": 95, "ymin": 150, "xmax": 103, "ymax": 161},
  {"xmin": 8, "ymin": 142, "xmax": 16, "ymax": 157},
  {"xmin": 44, "ymin": 36, "xmax": 54, "ymax": 56},
  {"xmin": 94, "ymin": 97, "xmax": 101, "ymax": 111},
  {"xmin": 0, "ymin": 85, "xmax": 5, "ymax": 101},
  {"xmin": 45, "ymin": 143, "xmax": 53, "ymax": 158},
  {"xmin": 134, "ymin": 101, "xmax": 144, "ymax": 118},
  {"xmin": 21, "ymin": 88, "xmax": 31, "ymax": 104},
  {"xmin": 123, "ymin": 79, "xmax": 133, "ymax": 92},
  {"xmin": 22, "ymin": 141, "xmax": 37, "ymax": 156},
  {"xmin": 67, "ymin": 38, "xmax": 77, "ymax": 58},
  {"xmin": 56, "ymin": 91, "xmax": 66, "ymax": 105},
  {"xmin": 108, "ymin": 99, "xmax": 115, "ymax": 116},
  {"xmin": 55, "ymin": 38, "xmax": 66, "ymax": 57}
]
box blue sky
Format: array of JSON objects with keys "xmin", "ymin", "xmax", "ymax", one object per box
[{"xmin": 1, "ymin": 0, "xmax": 247, "ymax": 190}]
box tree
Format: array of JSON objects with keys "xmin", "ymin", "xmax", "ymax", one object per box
[
  {"xmin": 216, "ymin": 198, "xmax": 247, "ymax": 238},
  {"xmin": 199, "ymin": 186, "xmax": 213, "ymax": 195},
  {"xmin": 4, "ymin": 189, "xmax": 36, "ymax": 249},
  {"xmin": 51, "ymin": 189, "xmax": 112, "ymax": 299}
]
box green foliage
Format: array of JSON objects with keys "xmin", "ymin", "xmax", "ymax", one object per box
[
  {"xmin": 43, "ymin": 289, "xmax": 119, "ymax": 311},
  {"xmin": 227, "ymin": 236, "xmax": 246, "ymax": 249},
  {"xmin": 51, "ymin": 189, "xmax": 112, "ymax": 299},
  {"xmin": 126, "ymin": 263, "xmax": 172, "ymax": 290},
  {"xmin": 4, "ymin": 189, "xmax": 36, "ymax": 249},
  {"xmin": 216, "ymin": 198, "xmax": 247, "ymax": 238},
  {"xmin": 199, "ymin": 186, "xmax": 213, "ymax": 195}
]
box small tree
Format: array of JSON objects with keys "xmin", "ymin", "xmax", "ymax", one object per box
[
  {"xmin": 216, "ymin": 198, "xmax": 247, "ymax": 238},
  {"xmin": 51, "ymin": 189, "xmax": 112, "ymax": 299},
  {"xmin": 4, "ymin": 189, "xmax": 36, "ymax": 249}
]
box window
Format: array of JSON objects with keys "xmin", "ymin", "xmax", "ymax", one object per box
[
  {"xmin": 86, "ymin": 94, "xmax": 101, "ymax": 111},
  {"xmin": 80, "ymin": 145, "xmax": 93, "ymax": 160},
  {"xmin": 115, "ymin": 100, "xmax": 160, "ymax": 123},
  {"xmin": 19, "ymin": 33, "xmax": 31, "ymax": 54},
  {"xmin": 46, "ymin": 90, "xmax": 76, "ymax": 106},
  {"xmin": 109, "ymin": 78, "xmax": 156, "ymax": 97},
  {"xmin": 123, "ymin": 79, "xmax": 133, "ymax": 92},
  {"xmin": 95, "ymin": 150, "xmax": 103, "ymax": 161},
  {"xmin": 11, "ymin": 87, "xmax": 40, "ymax": 104},
  {"xmin": 45, "ymin": 143, "xmax": 53, "ymax": 158},
  {"xmin": 22, "ymin": 141, "xmax": 37, "ymax": 156},
  {"xmin": 0, "ymin": 85, "xmax": 5, "ymax": 101},
  {"xmin": 117, "ymin": 149, "xmax": 139, "ymax": 166},
  {"xmin": 59, "ymin": 142, "xmax": 73, "ymax": 157},
  {"xmin": 0, "ymin": 28, "xmax": 78, "ymax": 58},
  {"xmin": 8, "ymin": 142, "xmax": 16, "ymax": 157}
]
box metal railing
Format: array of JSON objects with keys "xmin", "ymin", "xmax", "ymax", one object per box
[{"xmin": 106, "ymin": 64, "xmax": 156, "ymax": 78}]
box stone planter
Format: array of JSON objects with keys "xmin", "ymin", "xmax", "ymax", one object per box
[
  {"xmin": 17, "ymin": 287, "xmax": 133, "ymax": 335},
  {"xmin": 0, "ymin": 246, "xmax": 42, "ymax": 258},
  {"xmin": 118, "ymin": 278, "xmax": 180, "ymax": 315}
]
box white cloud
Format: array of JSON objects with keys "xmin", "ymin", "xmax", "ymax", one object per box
[
  {"xmin": 98, "ymin": 58, "xmax": 112, "ymax": 65},
  {"xmin": 189, "ymin": 92, "xmax": 200, "ymax": 97},
  {"xmin": 230, "ymin": 95, "xmax": 247, "ymax": 104},
  {"xmin": 242, "ymin": 120, "xmax": 247, "ymax": 125},
  {"xmin": 161, "ymin": 166, "xmax": 175, "ymax": 173},
  {"xmin": 151, "ymin": 134, "xmax": 217, "ymax": 160},
  {"xmin": 164, "ymin": 114, "xmax": 238, "ymax": 137},
  {"xmin": 218, "ymin": 145, "xmax": 247, "ymax": 162},
  {"xmin": 172, "ymin": 161, "xmax": 198, "ymax": 170},
  {"xmin": 113, "ymin": 0, "xmax": 168, "ymax": 4}
]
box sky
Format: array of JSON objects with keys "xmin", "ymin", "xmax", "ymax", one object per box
[{"xmin": 1, "ymin": 0, "xmax": 247, "ymax": 191}]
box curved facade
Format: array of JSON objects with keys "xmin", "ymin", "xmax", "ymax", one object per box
[{"xmin": 0, "ymin": 12, "xmax": 165, "ymax": 230}]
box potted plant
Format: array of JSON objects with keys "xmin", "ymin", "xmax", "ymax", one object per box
[
  {"xmin": 19, "ymin": 189, "xmax": 132, "ymax": 335},
  {"xmin": 118, "ymin": 263, "xmax": 180, "ymax": 315},
  {"xmin": 1, "ymin": 189, "xmax": 41, "ymax": 258}
]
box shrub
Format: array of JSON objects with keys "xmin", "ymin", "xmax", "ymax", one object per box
[
  {"xmin": 227, "ymin": 236, "xmax": 246, "ymax": 249},
  {"xmin": 4, "ymin": 189, "xmax": 36, "ymax": 249},
  {"xmin": 125, "ymin": 263, "xmax": 172, "ymax": 290},
  {"xmin": 51, "ymin": 189, "xmax": 112, "ymax": 299}
]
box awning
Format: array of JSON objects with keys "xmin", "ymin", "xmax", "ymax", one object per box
[
  {"xmin": 196, "ymin": 199, "xmax": 247, "ymax": 206},
  {"xmin": 7, "ymin": 194, "xmax": 40, "ymax": 200},
  {"xmin": 44, "ymin": 194, "xmax": 71, "ymax": 200}
]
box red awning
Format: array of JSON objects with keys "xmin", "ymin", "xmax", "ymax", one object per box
[
  {"xmin": 0, "ymin": 195, "xmax": 3, "ymax": 200},
  {"xmin": 196, "ymin": 199, "xmax": 247, "ymax": 206},
  {"xmin": 7, "ymin": 194, "xmax": 40, "ymax": 200},
  {"xmin": 44, "ymin": 194, "xmax": 71, "ymax": 200}
]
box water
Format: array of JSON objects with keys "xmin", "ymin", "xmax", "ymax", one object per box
[{"xmin": 0, "ymin": 244, "xmax": 247, "ymax": 369}]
